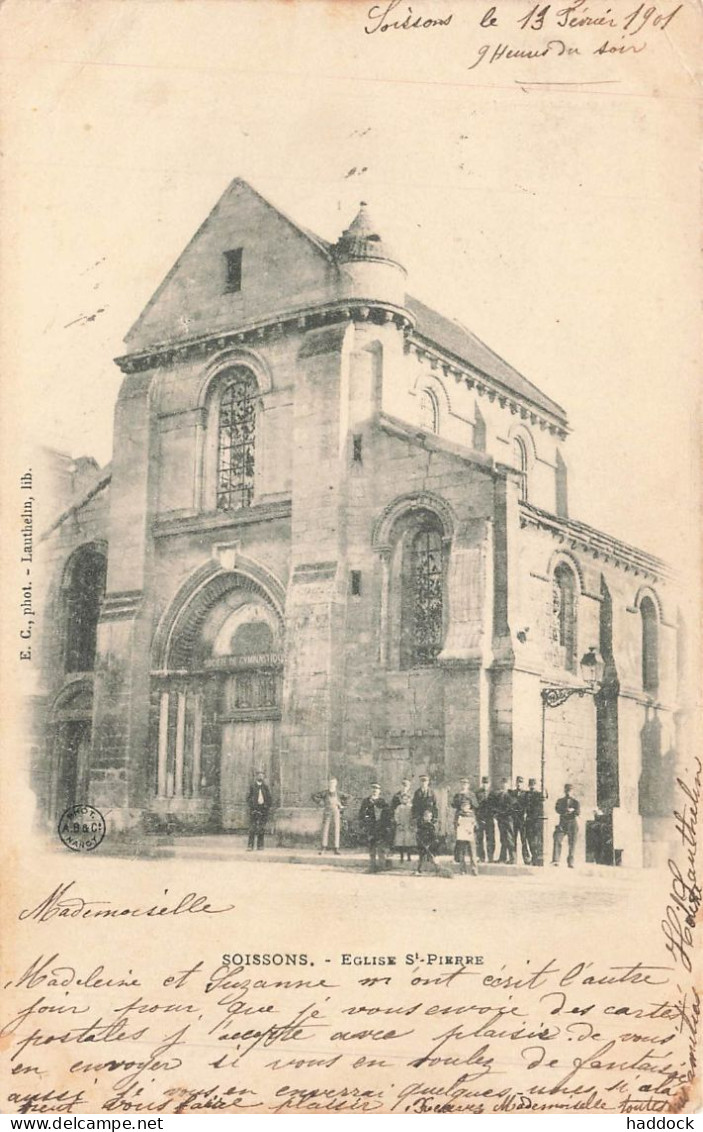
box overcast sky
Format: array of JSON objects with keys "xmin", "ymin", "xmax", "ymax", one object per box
[{"xmin": 1, "ymin": 0, "xmax": 698, "ymax": 574}]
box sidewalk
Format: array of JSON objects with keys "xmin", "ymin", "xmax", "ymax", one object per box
[
  {"xmin": 87, "ymin": 832, "xmax": 634, "ymax": 878},
  {"xmin": 148, "ymin": 836, "xmax": 580, "ymax": 876}
]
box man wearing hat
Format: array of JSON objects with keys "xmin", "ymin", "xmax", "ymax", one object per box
[
  {"xmin": 411, "ymin": 774, "xmax": 438, "ymax": 829},
  {"xmin": 509, "ymin": 776, "xmax": 531, "ymax": 864},
  {"xmin": 552, "ymin": 783, "xmax": 580, "ymax": 868},
  {"xmin": 246, "ymin": 769, "xmax": 272, "ymax": 851},
  {"xmin": 494, "ymin": 778, "xmax": 516, "ymax": 864},
  {"xmin": 312, "ymin": 776, "xmax": 347, "ymax": 855},
  {"xmin": 475, "ymin": 776, "xmax": 494, "ymax": 863},
  {"xmin": 359, "ymin": 783, "xmax": 392, "ymax": 872},
  {"xmin": 524, "ymin": 777, "xmax": 545, "ymax": 866},
  {"xmin": 452, "ymin": 776, "xmax": 479, "ymax": 817}
]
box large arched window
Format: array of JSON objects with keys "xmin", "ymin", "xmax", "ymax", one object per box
[
  {"xmin": 410, "ymin": 526, "xmax": 444, "ymax": 666},
  {"xmin": 63, "ymin": 546, "xmax": 107, "ymax": 673},
  {"xmin": 512, "ymin": 436, "xmax": 529, "ymax": 502},
  {"xmin": 640, "ymin": 596, "xmax": 659, "ymax": 695},
  {"xmin": 552, "ymin": 562, "xmax": 578, "ymax": 673},
  {"xmin": 390, "ymin": 512, "xmax": 447, "ymax": 669},
  {"xmin": 419, "ymin": 388, "xmax": 439, "ymax": 434},
  {"xmin": 216, "ymin": 367, "xmax": 257, "ymax": 510},
  {"xmin": 376, "ymin": 496, "xmax": 453, "ymax": 671}
]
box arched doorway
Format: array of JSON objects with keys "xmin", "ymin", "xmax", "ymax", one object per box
[
  {"xmin": 51, "ymin": 682, "xmax": 93, "ymax": 820},
  {"xmin": 151, "ymin": 568, "xmax": 284, "ymax": 831},
  {"xmin": 213, "ymin": 601, "xmax": 282, "ymax": 829}
]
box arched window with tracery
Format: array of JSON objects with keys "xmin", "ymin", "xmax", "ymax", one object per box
[
  {"xmin": 513, "ymin": 436, "xmax": 529, "ymax": 502},
  {"xmin": 378, "ymin": 500, "xmax": 451, "ymax": 671},
  {"xmin": 410, "ymin": 526, "xmax": 444, "ymax": 666},
  {"xmin": 552, "ymin": 561, "xmax": 577, "ymax": 673},
  {"xmin": 63, "ymin": 546, "xmax": 107, "ymax": 673},
  {"xmin": 640, "ymin": 596, "xmax": 659, "ymax": 695},
  {"xmin": 216, "ymin": 367, "xmax": 257, "ymax": 510},
  {"xmin": 419, "ymin": 388, "xmax": 439, "ymax": 434}
]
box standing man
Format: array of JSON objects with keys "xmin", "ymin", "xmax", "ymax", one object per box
[
  {"xmin": 475, "ymin": 776, "xmax": 494, "ymax": 863},
  {"xmin": 359, "ymin": 783, "xmax": 392, "ymax": 872},
  {"xmin": 510, "ymin": 776, "xmax": 531, "ymax": 864},
  {"xmin": 312, "ymin": 776, "xmax": 347, "ymax": 855},
  {"xmin": 390, "ymin": 778, "xmax": 416, "ymax": 863},
  {"xmin": 246, "ymin": 769, "xmax": 272, "ymax": 851},
  {"xmin": 411, "ymin": 774, "xmax": 438, "ymax": 829},
  {"xmin": 452, "ymin": 777, "xmax": 478, "ymax": 817},
  {"xmin": 494, "ymin": 779, "xmax": 516, "ymax": 864},
  {"xmin": 524, "ymin": 778, "xmax": 545, "ymax": 866},
  {"xmin": 552, "ymin": 783, "xmax": 580, "ymax": 868}
]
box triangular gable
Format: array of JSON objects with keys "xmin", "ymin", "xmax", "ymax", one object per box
[{"xmin": 124, "ymin": 179, "xmax": 337, "ymax": 353}]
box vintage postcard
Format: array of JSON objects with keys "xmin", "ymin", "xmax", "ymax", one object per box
[{"xmin": 0, "ymin": 0, "xmax": 700, "ymax": 1118}]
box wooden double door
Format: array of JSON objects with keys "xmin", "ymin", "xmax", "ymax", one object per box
[{"xmin": 218, "ymin": 669, "xmax": 281, "ymax": 831}]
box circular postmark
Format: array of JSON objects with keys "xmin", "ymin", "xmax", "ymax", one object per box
[{"xmin": 58, "ymin": 804, "xmax": 106, "ymax": 852}]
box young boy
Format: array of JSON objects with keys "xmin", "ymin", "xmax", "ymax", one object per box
[
  {"xmin": 454, "ymin": 799, "xmax": 479, "ymax": 876},
  {"xmin": 415, "ymin": 808, "xmax": 439, "ymax": 875}
]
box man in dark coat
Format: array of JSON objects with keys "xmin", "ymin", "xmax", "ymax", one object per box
[
  {"xmin": 451, "ymin": 777, "xmax": 479, "ymax": 817},
  {"xmin": 494, "ymin": 779, "xmax": 516, "ymax": 864},
  {"xmin": 415, "ymin": 808, "xmax": 440, "ymax": 875},
  {"xmin": 524, "ymin": 778, "xmax": 545, "ymax": 866},
  {"xmin": 411, "ymin": 775, "xmax": 438, "ymax": 827},
  {"xmin": 475, "ymin": 776, "xmax": 494, "ymax": 863},
  {"xmin": 552, "ymin": 783, "xmax": 580, "ymax": 868},
  {"xmin": 359, "ymin": 784, "xmax": 392, "ymax": 872},
  {"xmin": 246, "ymin": 770, "xmax": 272, "ymax": 851},
  {"xmin": 509, "ymin": 776, "xmax": 531, "ymax": 864}
]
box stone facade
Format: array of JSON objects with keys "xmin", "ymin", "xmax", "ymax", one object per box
[{"xmin": 36, "ymin": 180, "xmax": 684, "ymax": 865}]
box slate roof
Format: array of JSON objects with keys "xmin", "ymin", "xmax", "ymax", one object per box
[{"xmin": 405, "ymin": 295, "xmax": 567, "ymax": 423}]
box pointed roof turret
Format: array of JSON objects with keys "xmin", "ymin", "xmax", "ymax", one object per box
[{"xmin": 333, "ymin": 202, "xmax": 403, "ymax": 268}]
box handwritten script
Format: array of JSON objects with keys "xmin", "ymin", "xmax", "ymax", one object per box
[
  {"xmin": 1, "ymin": 942, "xmax": 697, "ymax": 1113},
  {"xmin": 18, "ymin": 882, "xmax": 235, "ymax": 924},
  {"xmin": 360, "ymin": 0, "xmax": 687, "ymax": 76}
]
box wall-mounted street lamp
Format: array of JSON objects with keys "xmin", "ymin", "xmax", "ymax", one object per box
[
  {"xmin": 538, "ymin": 648, "xmax": 605, "ymax": 857},
  {"xmin": 541, "ymin": 647, "xmax": 605, "ymax": 709}
]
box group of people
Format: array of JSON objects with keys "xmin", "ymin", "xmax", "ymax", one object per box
[
  {"xmin": 246, "ymin": 769, "xmax": 581, "ymax": 873},
  {"xmin": 356, "ymin": 774, "xmax": 550, "ymax": 874}
]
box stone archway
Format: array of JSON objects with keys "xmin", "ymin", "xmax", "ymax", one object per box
[{"xmin": 150, "ymin": 566, "xmax": 285, "ymax": 831}]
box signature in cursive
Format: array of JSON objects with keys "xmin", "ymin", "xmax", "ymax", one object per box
[
  {"xmin": 18, "ymin": 881, "xmax": 235, "ymax": 923},
  {"xmin": 661, "ymin": 757, "xmax": 702, "ymax": 973}
]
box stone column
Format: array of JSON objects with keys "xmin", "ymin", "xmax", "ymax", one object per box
[
  {"xmin": 278, "ymin": 325, "xmax": 348, "ymax": 838},
  {"xmin": 90, "ymin": 368, "xmax": 158, "ymax": 829},
  {"xmin": 174, "ymin": 691, "xmax": 186, "ymax": 796},
  {"xmin": 157, "ymin": 690, "xmax": 169, "ymax": 797},
  {"xmin": 439, "ymin": 520, "xmax": 491, "ymax": 786},
  {"xmin": 192, "ymin": 692, "xmax": 203, "ymax": 795}
]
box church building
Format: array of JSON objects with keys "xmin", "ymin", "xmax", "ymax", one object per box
[{"xmin": 35, "ymin": 179, "xmax": 683, "ymax": 866}]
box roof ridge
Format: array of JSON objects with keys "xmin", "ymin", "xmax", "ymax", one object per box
[
  {"xmin": 41, "ymin": 471, "xmax": 112, "ymax": 541},
  {"xmin": 520, "ymin": 501, "xmax": 671, "ymax": 575},
  {"xmin": 406, "ymin": 293, "xmax": 566, "ymax": 423}
]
